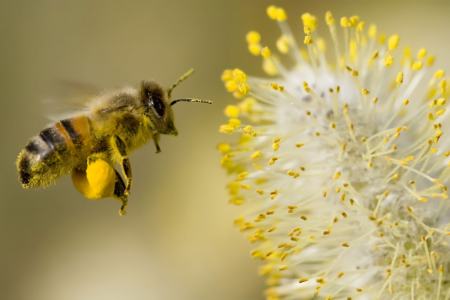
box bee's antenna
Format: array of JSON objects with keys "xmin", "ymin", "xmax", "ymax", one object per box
[
  {"xmin": 170, "ymin": 98, "xmax": 213, "ymax": 106},
  {"xmin": 168, "ymin": 68, "xmax": 195, "ymax": 99}
]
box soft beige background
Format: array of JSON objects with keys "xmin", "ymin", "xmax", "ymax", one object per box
[{"xmin": 1, "ymin": 1, "xmax": 449, "ymax": 299}]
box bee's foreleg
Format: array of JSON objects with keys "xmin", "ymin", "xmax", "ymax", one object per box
[{"xmin": 152, "ymin": 132, "xmax": 161, "ymax": 153}]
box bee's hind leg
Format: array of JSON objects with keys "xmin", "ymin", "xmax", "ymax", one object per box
[
  {"xmin": 113, "ymin": 170, "xmax": 128, "ymax": 216},
  {"xmin": 110, "ymin": 135, "xmax": 133, "ymax": 215}
]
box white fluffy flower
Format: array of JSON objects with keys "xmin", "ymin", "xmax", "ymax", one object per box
[{"xmin": 219, "ymin": 6, "xmax": 449, "ymax": 300}]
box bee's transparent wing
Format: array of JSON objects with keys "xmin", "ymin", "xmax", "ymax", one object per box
[{"xmin": 44, "ymin": 79, "xmax": 103, "ymax": 121}]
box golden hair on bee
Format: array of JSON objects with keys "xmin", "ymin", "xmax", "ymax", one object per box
[{"xmin": 16, "ymin": 69, "xmax": 212, "ymax": 215}]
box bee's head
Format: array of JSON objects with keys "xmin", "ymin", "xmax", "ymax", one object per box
[
  {"xmin": 140, "ymin": 81, "xmax": 178, "ymax": 135},
  {"xmin": 140, "ymin": 69, "xmax": 212, "ymax": 136}
]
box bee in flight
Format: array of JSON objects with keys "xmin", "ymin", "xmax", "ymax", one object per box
[{"xmin": 16, "ymin": 69, "xmax": 211, "ymax": 215}]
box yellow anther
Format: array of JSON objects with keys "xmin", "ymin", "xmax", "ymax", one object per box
[
  {"xmin": 221, "ymin": 69, "xmax": 233, "ymax": 81},
  {"xmin": 390, "ymin": 173, "xmax": 399, "ymax": 181},
  {"xmin": 401, "ymin": 155, "xmax": 415, "ymax": 165},
  {"xmin": 246, "ymin": 31, "xmax": 261, "ymax": 44},
  {"xmin": 268, "ymin": 157, "xmax": 278, "ymax": 165},
  {"xmin": 279, "ymin": 265, "xmax": 288, "ymax": 271},
  {"xmin": 325, "ymin": 11, "xmax": 335, "ymax": 26},
  {"xmin": 243, "ymin": 125, "xmax": 257, "ymax": 137},
  {"xmin": 412, "ymin": 60, "xmax": 423, "ymax": 71},
  {"xmin": 316, "ymin": 277, "xmax": 326, "ymax": 284},
  {"xmin": 368, "ymin": 24, "xmax": 377, "ymax": 39},
  {"xmin": 301, "ymin": 13, "xmax": 318, "ymax": 32},
  {"xmin": 266, "ymin": 5, "xmax": 287, "ymax": 21},
  {"xmin": 436, "ymin": 98, "xmax": 446, "ymax": 106},
  {"xmin": 276, "ymin": 35, "xmax": 290, "ymax": 54},
  {"xmin": 228, "ymin": 118, "xmax": 241, "ymax": 128},
  {"xmin": 417, "ymin": 48, "xmax": 427, "ymax": 59},
  {"xmin": 271, "ymin": 83, "xmax": 284, "ymax": 92},
  {"xmin": 345, "ymin": 66, "xmax": 359, "ymax": 76},
  {"xmin": 403, "ymin": 46, "xmax": 412, "ymax": 60},
  {"xmin": 333, "ymin": 171, "xmax": 342, "ymax": 180},
  {"xmin": 340, "ymin": 16, "xmax": 351, "ymax": 28},
  {"xmin": 217, "ymin": 143, "xmax": 231, "ymax": 154},
  {"xmin": 251, "ymin": 151, "xmax": 262, "ymax": 159},
  {"xmin": 304, "ymin": 33, "xmax": 313, "ymax": 45},
  {"xmin": 439, "ymin": 79, "xmax": 447, "ymax": 93},
  {"xmin": 238, "ymin": 171, "xmax": 249, "ymax": 180},
  {"xmin": 267, "ymin": 5, "xmax": 278, "ymax": 20},
  {"xmin": 434, "ymin": 69, "xmax": 445, "ymax": 79},
  {"xmin": 270, "ymin": 190, "xmax": 278, "ymax": 199},
  {"xmin": 287, "ymin": 170, "xmax": 300, "ymax": 178},
  {"xmin": 303, "ymin": 81, "xmax": 312, "ymax": 93},
  {"xmin": 220, "ymin": 155, "xmax": 233, "ymax": 169},
  {"xmin": 240, "ymin": 183, "xmax": 251, "ymax": 190},
  {"xmin": 349, "ymin": 15, "xmax": 360, "ymax": 26},
  {"xmin": 248, "ymin": 44, "xmax": 261, "ymax": 56},
  {"xmin": 224, "ymin": 105, "xmax": 240, "ymax": 118},
  {"xmin": 356, "ymin": 21, "xmax": 365, "ymax": 32},
  {"xmin": 436, "ymin": 109, "xmax": 446, "ymax": 116},
  {"xmin": 396, "ymin": 72, "xmax": 404, "ymax": 84},
  {"xmin": 388, "ymin": 34, "xmax": 400, "ymax": 50},
  {"xmin": 272, "ymin": 142, "xmax": 280, "ymax": 151},
  {"xmin": 232, "ymin": 68, "xmax": 247, "ymax": 81},
  {"xmin": 262, "ymin": 58, "xmax": 279, "ymax": 76},
  {"xmin": 403, "ymin": 99, "xmax": 410, "ymax": 106},
  {"xmin": 225, "ymin": 80, "xmax": 238, "ymax": 92},
  {"xmin": 261, "ymin": 46, "xmax": 272, "ymax": 58},
  {"xmin": 219, "ymin": 124, "xmax": 235, "ymax": 134},
  {"xmin": 371, "ymin": 51, "xmax": 379, "ymax": 60},
  {"xmin": 229, "ymin": 197, "xmax": 244, "ymax": 205},
  {"xmin": 427, "ymin": 55, "xmax": 435, "ymax": 66},
  {"xmin": 298, "ymin": 277, "xmax": 309, "ymax": 283},
  {"xmin": 361, "ymin": 88, "xmax": 369, "ymax": 96},
  {"xmin": 296, "ymin": 143, "xmax": 304, "ymax": 148},
  {"xmin": 222, "ymin": 68, "xmax": 250, "ymax": 98},
  {"xmin": 419, "ymin": 197, "xmax": 428, "ymax": 203},
  {"xmin": 227, "ymin": 182, "xmax": 241, "ymax": 195},
  {"xmin": 384, "ymin": 54, "xmax": 393, "ymax": 67}
]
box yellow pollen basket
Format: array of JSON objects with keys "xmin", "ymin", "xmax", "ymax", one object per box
[{"xmin": 72, "ymin": 159, "xmax": 116, "ymax": 200}]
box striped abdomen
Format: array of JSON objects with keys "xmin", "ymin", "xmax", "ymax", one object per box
[{"xmin": 17, "ymin": 116, "xmax": 91, "ymax": 188}]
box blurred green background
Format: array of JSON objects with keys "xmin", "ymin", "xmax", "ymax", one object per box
[{"xmin": 1, "ymin": 1, "xmax": 449, "ymax": 299}]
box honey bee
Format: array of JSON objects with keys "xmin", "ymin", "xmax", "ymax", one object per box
[{"xmin": 16, "ymin": 69, "xmax": 211, "ymax": 215}]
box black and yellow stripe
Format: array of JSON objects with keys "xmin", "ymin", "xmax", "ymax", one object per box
[{"xmin": 17, "ymin": 116, "xmax": 92, "ymax": 188}]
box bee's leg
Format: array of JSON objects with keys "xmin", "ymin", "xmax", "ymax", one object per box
[
  {"xmin": 152, "ymin": 132, "xmax": 161, "ymax": 153},
  {"xmin": 111, "ymin": 135, "xmax": 132, "ymax": 194},
  {"xmin": 113, "ymin": 169, "xmax": 128, "ymax": 216}
]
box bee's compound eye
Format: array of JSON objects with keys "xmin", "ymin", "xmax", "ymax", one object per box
[{"xmin": 151, "ymin": 97, "xmax": 165, "ymax": 117}]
